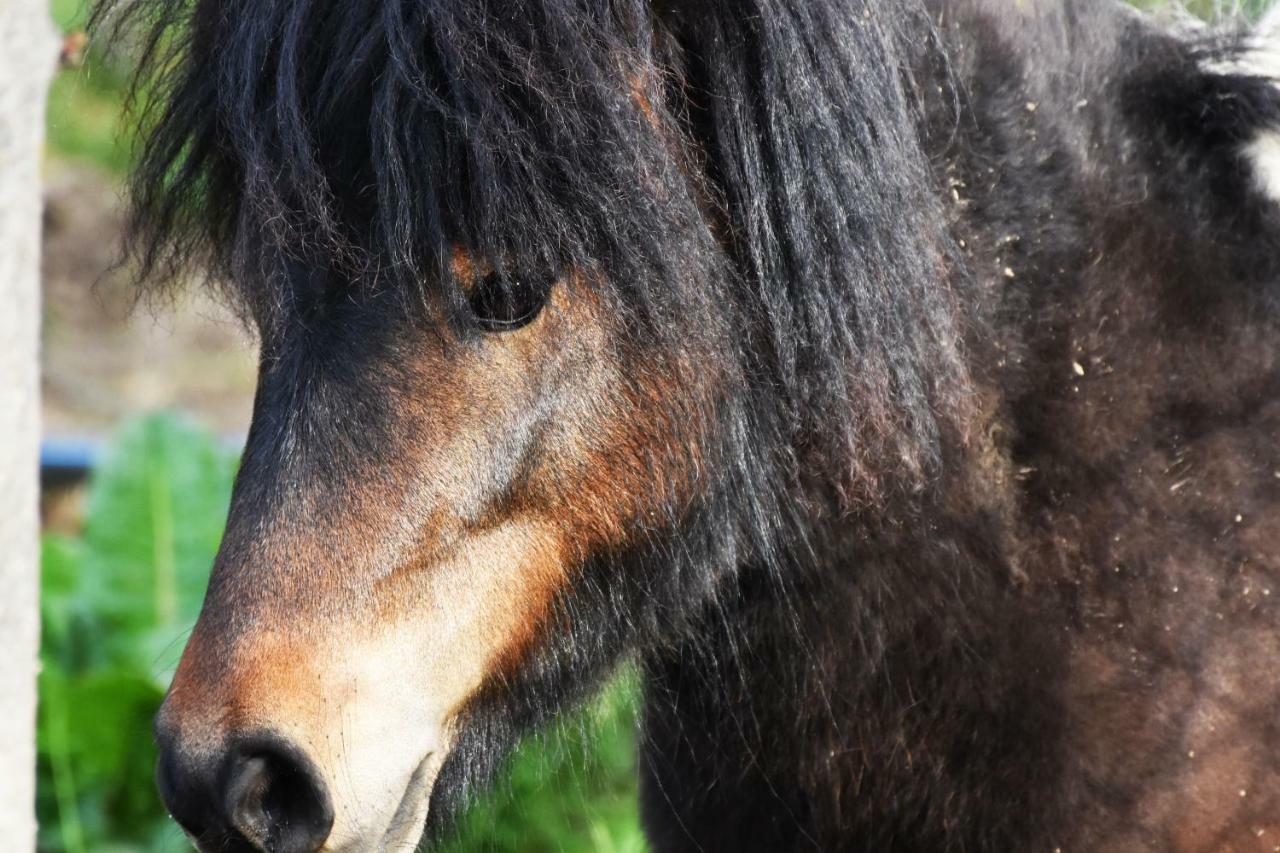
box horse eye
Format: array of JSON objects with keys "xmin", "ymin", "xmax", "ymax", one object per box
[{"xmin": 468, "ymin": 272, "xmax": 552, "ymax": 332}]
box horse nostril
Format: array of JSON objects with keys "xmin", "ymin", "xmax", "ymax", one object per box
[
  {"xmin": 156, "ymin": 739, "xmax": 213, "ymax": 841},
  {"xmin": 221, "ymin": 737, "xmax": 334, "ymax": 853}
]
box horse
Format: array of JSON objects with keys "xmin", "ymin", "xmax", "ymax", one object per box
[{"xmin": 91, "ymin": 0, "xmax": 1280, "ymax": 849}]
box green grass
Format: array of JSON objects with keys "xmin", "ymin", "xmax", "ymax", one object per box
[{"xmin": 37, "ymin": 413, "xmax": 645, "ymax": 852}]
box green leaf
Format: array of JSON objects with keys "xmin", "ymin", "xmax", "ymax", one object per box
[
  {"xmin": 40, "ymin": 535, "xmax": 92, "ymax": 672},
  {"xmin": 80, "ymin": 413, "xmax": 235, "ymax": 671},
  {"xmin": 56, "ymin": 670, "xmax": 163, "ymax": 789}
]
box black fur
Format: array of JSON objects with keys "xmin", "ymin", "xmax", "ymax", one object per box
[{"xmin": 95, "ymin": 0, "xmax": 1280, "ymax": 848}]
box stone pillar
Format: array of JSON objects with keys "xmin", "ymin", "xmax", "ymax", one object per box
[{"xmin": 0, "ymin": 2, "xmax": 59, "ymax": 847}]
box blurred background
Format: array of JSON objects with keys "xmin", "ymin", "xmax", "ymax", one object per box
[{"xmin": 37, "ymin": 2, "xmax": 643, "ymax": 851}]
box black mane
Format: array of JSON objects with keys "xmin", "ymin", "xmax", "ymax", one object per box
[{"xmin": 95, "ymin": 0, "xmax": 967, "ymax": 498}]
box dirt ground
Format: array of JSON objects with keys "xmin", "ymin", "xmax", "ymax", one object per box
[{"xmin": 41, "ymin": 161, "xmax": 257, "ymax": 437}]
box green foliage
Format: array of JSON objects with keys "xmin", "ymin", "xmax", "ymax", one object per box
[
  {"xmin": 38, "ymin": 414, "xmax": 235, "ymax": 853},
  {"xmin": 439, "ymin": 677, "xmax": 647, "ymax": 853},
  {"xmin": 47, "ymin": 69, "xmax": 135, "ymax": 175},
  {"xmin": 48, "ymin": 0, "xmax": 136, "ymax": 173},
  {"xmin": 1129, "ymin": 0, "xmax": 1273, "ymax": 18},
  {"xmin": 37, "ymin": 413, "xmax": 646, "ymax": 852}
]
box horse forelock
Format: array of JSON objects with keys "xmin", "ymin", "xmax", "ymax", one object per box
[
  {"xmin": 96, "ymin": 0, "xmax": 974, "ymax": 520},
  {"xmin": 96, "ymin": 0, "xmax": 712, "ymax": 326}
]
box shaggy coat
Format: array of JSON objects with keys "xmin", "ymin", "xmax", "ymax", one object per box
[{"xmin": 98, "ymin": 0, "xmax": 1280, "ymax": 849}]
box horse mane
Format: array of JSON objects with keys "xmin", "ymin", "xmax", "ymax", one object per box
[{"xmin": 93, "ymin": 0, "xmax": 971, "ymax": 505}]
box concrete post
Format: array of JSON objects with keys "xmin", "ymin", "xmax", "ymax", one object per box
[{"xmin": 0, "ymin": 1, "xmax": 59, "ymax": 847}]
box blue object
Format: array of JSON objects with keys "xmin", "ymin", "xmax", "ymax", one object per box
[
  {"xmin": 41, "ymin": 433, "xmax": 247, "ymax": 486},
  {"xmin": 40, "ymin": 435, "xmax": 101, "ymax": 483}
]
